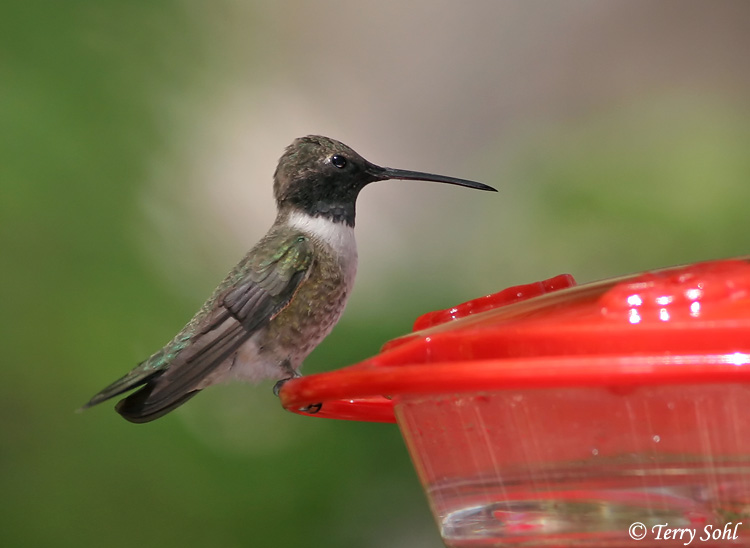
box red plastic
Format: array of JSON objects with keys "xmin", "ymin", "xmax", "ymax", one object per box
[
  {"xmin": 411, "ymin": 273, "xmax": 576, "ymax": 330},
  {"xmin": 281, "ymin": 258, "xmax": 750, "ymax": 546},
  {"xmin": 281, "ymin": 258, "xmax": 750, "ymax": 420}
]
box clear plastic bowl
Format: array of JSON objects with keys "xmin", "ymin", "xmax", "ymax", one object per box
[{"xmin": 281, "ymin": 259, "xmax": 750, "ymax": 547}]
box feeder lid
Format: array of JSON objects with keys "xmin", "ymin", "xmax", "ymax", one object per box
[{"xmin": 280, "ymin": 258, "xmax": 750, "ymax": 422}]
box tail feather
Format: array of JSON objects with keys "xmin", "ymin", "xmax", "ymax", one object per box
[
  {"xmin": 79, "ymin": 366, "xmax": 160, "ymax": 410},
  {"xmin": 115, "ymin": 384, "xmax": 201, "ymax": 423},
  {"xmin": 80, "ymin": 367, "xmax": 202, "ymax": 423},
  {"xmin": 81, "ymin": 314, "xmax": 246, "ymax": 422}
]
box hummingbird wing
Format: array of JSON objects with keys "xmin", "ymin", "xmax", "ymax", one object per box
[{"xmin": 84, "ymin": 232, "xmax": 314, "ymax": 423}]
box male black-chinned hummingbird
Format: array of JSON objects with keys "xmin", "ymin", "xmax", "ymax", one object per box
[{"xmin": 82, "ymin": 135, "xmax": 496, "ymax": 423}]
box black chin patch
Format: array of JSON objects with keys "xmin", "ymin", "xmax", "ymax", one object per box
[{"xmin": 310, "ymin": 201, "xmax": 355, "ymax": 226}]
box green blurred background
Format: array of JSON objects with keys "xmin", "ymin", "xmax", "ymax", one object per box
[{"xmin": 3, "ymin": 1, "xmax": 750, "ymax": 547}]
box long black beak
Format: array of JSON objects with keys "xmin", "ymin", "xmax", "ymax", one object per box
[{"xmin": 368, "ymin": 163, "xmax": 497, "ymax": 192}]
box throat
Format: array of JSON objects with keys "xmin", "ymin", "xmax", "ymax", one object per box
[
  {"xmin": 286, "ymin": 210, "xmax": 358, "ymax": 260},
  {"xmin": 293, "ymin": 199, "xmax": 355, "ymax": 227}
]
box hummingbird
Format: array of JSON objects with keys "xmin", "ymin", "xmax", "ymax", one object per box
[{"xmin": 82, "ymin": 135, "xmax": 496, "ymax": 423}]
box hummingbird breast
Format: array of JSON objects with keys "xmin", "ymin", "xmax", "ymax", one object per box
[
  {"xmin": 230, "ymin": 212, "xmax": 358, "ymax": 382},
  {"xmin": 274, "ymin": 212, "xmax": 358, "ymax": 352}
]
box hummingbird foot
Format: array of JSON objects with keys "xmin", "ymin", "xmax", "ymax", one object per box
[
  {"xmin": 272, "ymin": 377, "xmax": 293, "ymax": 397},
  {"xmin": 273, "ymin": 362, "xmax": 302, "ymax": 397},
  {"xmin": 272, "ymin": 377, "xmax": 323, "ymax": 413},
  {"xmin": 272, "ymin": 362, "xmax": 322, "ymax": 412}
]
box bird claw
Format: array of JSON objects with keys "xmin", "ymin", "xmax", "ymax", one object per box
[
  {"xmin": 273, "ymin": 371, "xmax": 302, "ymax": 397},
  {"xmin": 273, "ymin": 377, "xmax": 322, "ymax": 413},
  {"xmin": 272, "ymin": 379, "xmax": 287, "ymax": 397}
]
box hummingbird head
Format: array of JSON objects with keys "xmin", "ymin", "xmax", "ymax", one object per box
[{"xmin": 274, "ymin": 135, "xmax": 496, "ymax": 226}]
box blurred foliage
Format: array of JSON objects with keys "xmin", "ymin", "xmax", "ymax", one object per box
[
  {"xmin": 3, "ymin": 2, "xmax": 750, "ymax": 548},
  {"xmin": 459, "ymin": 96, "xmax": 750, "ymax": 293},
  {"xmin": 1, "ymin": 3, "xmax": 436, "ymax": 548},
  {"xmin": 508, "ymin": 96, "xmax": 750, "ymax": 282}
]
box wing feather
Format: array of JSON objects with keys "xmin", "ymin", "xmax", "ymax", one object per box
[{"xmin": 86, "ymin": 231, "xmax": 315, "ymax": 423}]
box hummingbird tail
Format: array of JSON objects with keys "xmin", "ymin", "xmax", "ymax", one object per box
[
  {"xmin": 79, "ymin": 367, "xmax": 161, "ymax": 411},
  {"xmin": 115, "ymin": 384, "xmax": 201, "ymax": 423},
  {"xmin": 82, "ymin": 299, "xmax": 256, "ymax": 422},
  {"xmin": 81, "ymin": 368, "xmax": 202, "ymax": 423}
]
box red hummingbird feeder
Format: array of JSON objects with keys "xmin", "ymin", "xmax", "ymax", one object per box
[{"xmin": 280, "ymin": 258, "xmax": 750, "ymax": 547}]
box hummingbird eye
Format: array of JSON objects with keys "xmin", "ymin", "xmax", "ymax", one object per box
[{"xmin": 330, "ymin": 154, "xmax": 347, "ymax": 169}]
